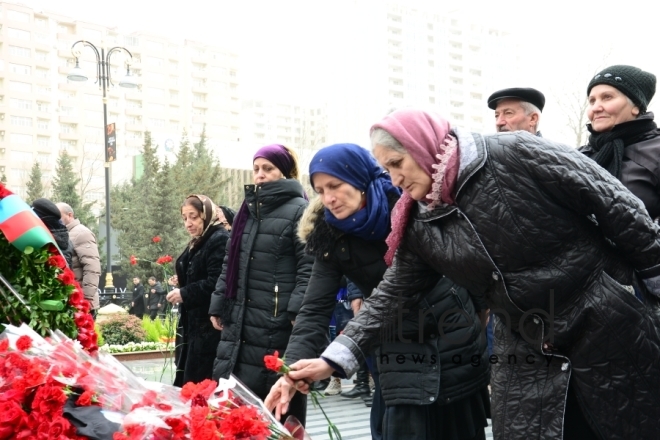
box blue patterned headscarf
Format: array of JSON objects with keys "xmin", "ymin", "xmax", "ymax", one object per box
[{"xmin": 309, "ymin": 143, "xmax": 400, "ymax": 241}]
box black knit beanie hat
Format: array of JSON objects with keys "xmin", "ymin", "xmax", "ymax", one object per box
[{"xmin": 587, "ymin": 65, "xmax": 656, "ymax": 113}]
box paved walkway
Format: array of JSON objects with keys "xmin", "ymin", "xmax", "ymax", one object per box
[{"xmin": 121, "ymin": 358, "xmax": 493, "ymax": 439}]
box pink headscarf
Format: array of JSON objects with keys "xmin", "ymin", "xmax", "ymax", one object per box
[{"xmin": 371, "ymin": 109, "xmax": 459, "ymax": 265}]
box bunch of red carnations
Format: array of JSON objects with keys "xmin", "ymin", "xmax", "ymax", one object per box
[{"xmin": 0, "ymin": 324, "xmax": 309, "ymax": 440}]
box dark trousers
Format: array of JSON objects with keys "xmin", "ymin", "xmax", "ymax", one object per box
[
  {"xmin": 149, "ymin": 309, "xmax": 159, "ymax": 320},
  {"xmin": 366, "ymin": 356, "xmax": 384, "ymax": 440}
]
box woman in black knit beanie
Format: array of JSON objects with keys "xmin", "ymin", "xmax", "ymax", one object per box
[{"xmin": 580, "ymin": 64, "xmax": 660, "ymax": 220}]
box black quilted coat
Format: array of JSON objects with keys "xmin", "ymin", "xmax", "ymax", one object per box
[
  {"xmin": 333, "ymin": 129, "xmax": 660, "ymax": 439},
  {"xmin": 287, "ymin": 196, "xmax": 489, "ymax": 406},
  {"xmin": 173, "ymin": 225, "xmax": 229, "ymax": 387},
  {"xmin": 209, "ymin": 179, "xmax": 313, "ymax": 399}
]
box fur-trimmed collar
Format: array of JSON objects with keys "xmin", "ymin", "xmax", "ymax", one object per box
[
  {"xmin": 297, "ymin": 193, "xmax": 400, "ymax": 259},
  {"xmin": 298, "ymin": 198, "xmax": 344, "ymax": 258}
]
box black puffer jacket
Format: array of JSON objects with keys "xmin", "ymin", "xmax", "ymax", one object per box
[
  {"xmin": 173, "ymin": 226, "xmax": 229, "ymax": 387},
  {"xmin": 287, "ymin": 196, "xmax": 489, "ymax": 406},
  {"xmin": 580, "ymin": 113, "xmax": 660, "ymax": 219},
  {"xmin": 332, "ymin": 129, "xmax": 660, "ymax": 439},
  {"xmin": 209, "ymin": 179, "xmax": 313, "ymax": 398},
  {"xmin": 51, "ymin": 228, "xmax": 74, "ymax": 268}
]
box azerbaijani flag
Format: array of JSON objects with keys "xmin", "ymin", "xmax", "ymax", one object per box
[{"xmin": 0, "ymin": 194, "xmax": 55, "ymax": 252}]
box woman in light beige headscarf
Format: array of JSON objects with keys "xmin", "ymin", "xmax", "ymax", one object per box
[{"xmin": 167, "ymin": 194, "xmax": 233, "ymax": 387}]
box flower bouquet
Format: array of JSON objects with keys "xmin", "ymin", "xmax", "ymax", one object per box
[
  {"xmin": 0, "ymin": 183, "xmax": 97, "ymax": 353},
  {"xmin": 0, "ymin": 324, "xmax": 312, "ymax": 439}
]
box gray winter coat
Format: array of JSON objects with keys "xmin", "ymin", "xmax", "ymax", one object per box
[{"xmin": 330, "ymin": 129, "xmax": 660, "ymax": 439}]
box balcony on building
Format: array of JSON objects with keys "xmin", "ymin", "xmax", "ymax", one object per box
[
  {"xmin": 58, "ymin": 132, "xmax": 79, "ymax": 141},
  {"xmin": 125, "ymin": 122, "xmax": 143, "ymax": 132},
  {"xmin": 58, "ymin": 114, "xmax": 79, "ymax": 124},
  {"xmin": 125, "ymin": 106, "xmax": 142, "ymax": 117},
  {"xmin": 58, "ymin": 82, "xmax": 79, "ymax": 93}
]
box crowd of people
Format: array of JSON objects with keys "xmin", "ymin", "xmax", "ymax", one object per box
[{"xmin": 30, "ymin": 64, "xmax": 660, "ymax": 439}]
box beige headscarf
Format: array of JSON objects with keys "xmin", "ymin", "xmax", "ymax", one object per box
[{"xmin": 186, "ymin": 194, "xmax": 222, "ymax": 250}]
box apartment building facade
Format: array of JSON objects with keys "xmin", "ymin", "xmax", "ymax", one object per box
[{"xmin": 0, "ymin": 1, "xmax": 240, "ymax": 202}]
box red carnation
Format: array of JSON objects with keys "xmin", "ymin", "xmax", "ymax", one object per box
[
  {"xmin": 264, "ymin": 351, "xmax": 288, "ymax": 373},
  {"xmin": 130, "ymin": 255, "xmax": 137, "ymax": 265},
  {"xmin": 46, "ymin": 254, "xmax": 67, "ymax": 270},
  {"xmin": 16, "ymin": 335, "xmax": 32, "ymax": 352},
  {"xmin": 156, "ymin": 255, "xmax": 173, "ymax": 265},
  {"xmin": 152, "ymin": 236, "xmax": 161, "ymax": 243},
  {"xmin": 0, "ymin": 400, "xmax": 28, "ymax": 437},
  {"xmin": 0, "ymin": 339, "xmax": 9, "ymax": 352},
  {"xmin": 219, "ymin": 406, "xmax": 271, "ymax": 439},
  {"xmin": 31, "ymin": 384, "xmax": 67, "ymax": 415},
  {"xmin": 57, "ymin": 268, "xmax": 76, "ymax": 285},
  {"xmin": 76, "ymin": 390, "xmax": 98, "ymax": 407}
]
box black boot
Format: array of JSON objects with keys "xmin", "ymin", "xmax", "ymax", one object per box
[{"xmin": 342, "ymin": 364, "xmax": 371, "ymax": 399}]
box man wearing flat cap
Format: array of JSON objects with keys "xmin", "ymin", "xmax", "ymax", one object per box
[{"xmin": 487, "ymin": 87, "xmax": 545, "ymax": 136}]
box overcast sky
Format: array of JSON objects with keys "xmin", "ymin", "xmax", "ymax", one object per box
[{"xmin": 19, "ymin": 0, "xmax": 660, "ymax": 144}]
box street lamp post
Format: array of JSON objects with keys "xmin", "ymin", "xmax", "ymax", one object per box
[{"xmin": 67, "ymin": 40, "xmax": 138, "ymax": 293}]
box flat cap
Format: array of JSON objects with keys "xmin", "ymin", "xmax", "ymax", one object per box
[{"xmin": 487, "ymin": 87, "xmax": 545, "ymax": 111}]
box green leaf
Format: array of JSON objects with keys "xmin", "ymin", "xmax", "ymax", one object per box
[
  {"xmin": 39, "ymin": 300, "xmax": 65, "ymax": 311},
  {"xmin": 24, "ymin": 246, "xmax": 34, "ymax": 255}
]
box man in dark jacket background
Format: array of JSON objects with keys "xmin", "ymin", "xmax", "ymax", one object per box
[
  {"xmin": 146, "ymin": 276, "xmax": 165, "ymax": 320},
  {"xmin": 487, "ymin": 87, "xmax": 545, "ymax": 135},
  {"xmin": 129, "ymin": 276, "xmax": 146, "ymax": 319}
]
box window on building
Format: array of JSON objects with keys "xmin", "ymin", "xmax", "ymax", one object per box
[
  {"xmin": 37, "ymin": 136, "xmax": 50, "ymax": 150},
  {"xmin": 60, "ymin": 123, "xmax": 76, "ymax": 134},
  {"xmin": 8, "ymin": 28, "xmax": 30, "ymax": 40},
  {"xmin": 60, "ymin": 140, "xmax": 77, "ymax": 151},
  {"xmin": 10, "ymin": 116, "xmax": 32, "ymax": 127},
  {"xmin": 10, "ymin": 135, "xmax": 32, "ymax": 146},
  {"xmin": 85, "ymin": 126, "xmax": 100, "ymax": 137},
  {"xmin": 8, "ymin": 10, "xmax": 30, "ymax": 23},
  {"xmin": 36, "ymin": 151, "xmax": 51, "ymax": 163},
  {"xmin": 35, "ymin": 68, "xmax": 49, "ymax": 79},
  {"xmin": 8, "ymin": 45, "xmax": 30, "ymax": 58},
  {"xmin": 9, "ymin": 150, "xmax": 30, "ymax": 165},
  {"xmin": 147, "ymin": 40, "xmax": 164, "ymax": 51},
  {"xmin": 124, "ymin": 35, "xmax": 139, "ymax": 46},
  {"xmin": 127, "ymin": 131, "xmax": 142, "ymax": 140},
  {"xmin": 59, "ymin": 106, "xmax": 75, "ymax": 115},
  {"xmin": 36, "ymin": 85, "xmax": 51, "ymax": 95},
  {"xmin": 36, "ymin": 102, "xmax": 49, "ymax": 112},
  {"xmin": 35, "ymin": 17, "xmax": 47, "ymax": 28},
  {"xmin": 10, "ymin": 98, "xmax": 32, "ymax": 110},
  {"xmin": 9, "ymin": 81, "xmax": 31, "ymax": 93},
  {"xmin": 148, "ymin": 102, "xmax": 166, "ymax": 112},
  {"xmin": 149, "ymin": 118, "xmax": 166, "ymax": 128},
  {"xmin": 35, "ymin": 50, "xmax": 48, "ymax": 61},
  {"xmin": 146, "ymin": 87, "xmax": 165, "ymax": 98},
  {"xmin": 146, "ymin": 56, "xmax": 164, "ymax": 67},
  {"xmin": 85, "ymin": 110, "xmax": 102, "ymax": 120},
  {"xmin": 193, "ymin": 93, "xmax": 206, "ymax": 103},
  {"xmin": 10, "ymin": 168, "xmax": 29, "ymax": 180}
]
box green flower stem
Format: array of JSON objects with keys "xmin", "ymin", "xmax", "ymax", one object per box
[{"xmin": 309, "ymin": 390, "xmax": 342, "ymax": 440}]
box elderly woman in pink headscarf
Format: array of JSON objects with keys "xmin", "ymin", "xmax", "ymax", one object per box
[{"xmin": 287, "ymin": 109, "xmax": 660, "ymax": 439}]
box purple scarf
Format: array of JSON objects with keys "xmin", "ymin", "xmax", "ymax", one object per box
[{"xmin": 223, "ymin": 145, "xmax": 295, "ymax": 302}]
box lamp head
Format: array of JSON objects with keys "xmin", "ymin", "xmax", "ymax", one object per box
[{"xmin": 66, "ymin": 59, "xmax": 88, "ymax": 82}]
